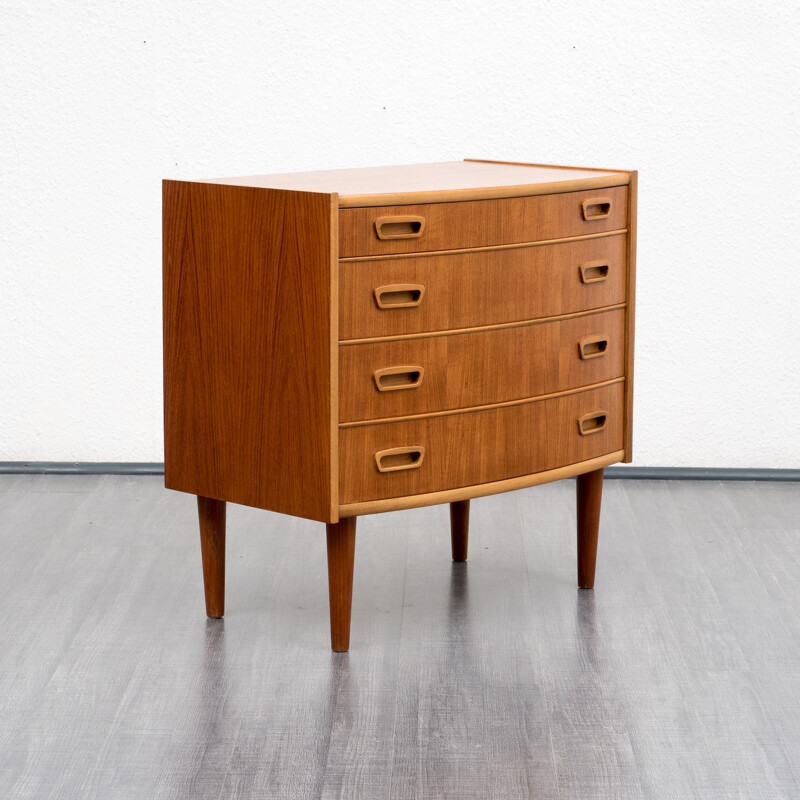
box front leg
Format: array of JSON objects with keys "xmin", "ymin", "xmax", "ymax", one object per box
[
  {"xmin": 450, "ymin": 499, "xmax": 470, "ymax": 562},
  {"xmin": 197, "ymin": 496, "xmax": 226, "ymax": 618},
  {"xmin": 326, "ymin": 517, "xmax": 357, "ymax": 652},
  {"xmin": 576, "ymin": 468, "xmax": 604, "ymax": 589}
]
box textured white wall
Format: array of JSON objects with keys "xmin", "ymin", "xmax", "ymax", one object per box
[{"xmin": 2, "ymin": 1, "xmax": 798, "ymax": 467}]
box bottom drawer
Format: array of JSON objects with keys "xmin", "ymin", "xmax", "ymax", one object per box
[{"xmin": 339, "ymin": 382, "xmax": 623, "ymax": 504}]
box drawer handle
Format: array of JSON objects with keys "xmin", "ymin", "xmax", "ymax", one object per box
[
  {"xmin": 374, "ymin": 215, "xmax": 426, "ymax": 240},
  {"xmin": 374, "ymin": 284, "xmax": 425, "ymax": 309},
  {"xmin": 374, "ymin": 366, "xmax": 425, "ymax": 392},
  {"xmin": 375, "ymin": 446, "xmax": 426, "ymax": 473},
  {"xmin": 581, "ymin": 198, "xmax": 612, "ymax": 220},
  {"xmin": 579, "ymin": 260, "xmax": 610, "ymax": 284},
  {"xmin": 578, "ymin": 335, "xmax": 609, "ymax": 360},
  {"xmin": 577, "ymin": 411, "xmax": 608, "ymax": 436}
]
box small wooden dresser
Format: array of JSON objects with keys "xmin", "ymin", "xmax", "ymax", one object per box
[{"xmin": 162, "ymin": 159, "xmax": 637, "ymax": 650}]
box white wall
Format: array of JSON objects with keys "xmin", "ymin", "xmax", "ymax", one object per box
[{"xmin": 2, "ymin": 1, "xmax": 798, "ymax": 467}]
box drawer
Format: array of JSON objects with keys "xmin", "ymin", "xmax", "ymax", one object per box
[
  {"xmin": 340, "ymin": 234, "xmax": 626, "ymax": 340},
  {"xmin": 339, "ymin": 308, "xmax": 625, "ymax": 423},
  {"xmin": 339, "ymin": 186, "xmax": 628, "ymax": 257},
  {"xmin": 339, "ymin": 382, "xmax": 623, "ymax": 504}
]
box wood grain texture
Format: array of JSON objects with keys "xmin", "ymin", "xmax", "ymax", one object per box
[
  {"xmin": 339, "ymin": 308, "xmax": 625, "ymax": 422},
  {"xmin": 326, "ymin": 517, "xmax": 357, "ymax": 652},
  {"xmin": 339, "ymin": 382, "xmax": 624, "ymax": 504},
  {"xmin": 339, "ymin": 233, "xmax": 627, "ymax": 340},
  {"xmin": 339, "ymin": 186, "xmax": 628, "ymax": 257},
  {"xmin": 197, "ymin": 495, "xmax": 226, "ymax": 618},
  {"xmin": 202, "ymin": 159, "xmax": 628, "ymax": 206},
  {"xmin": 163, "ymin": 181, "xmax": 337, "ymax": 522},
  {"xmin": 450, "ymin": 499, "xmax": 470, "ymax": 561},
  {"xmin": 624, "ymin": 171, "xmax": 638, "ymax": 462},
  {"xmin": 576, "ymin": 468, "xmax": 604, "ymax": 588}
]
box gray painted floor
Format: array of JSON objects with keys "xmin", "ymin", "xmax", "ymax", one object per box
[{"xmin": 1, "ymin": 475, "xmax": 799, "ymax": 799}]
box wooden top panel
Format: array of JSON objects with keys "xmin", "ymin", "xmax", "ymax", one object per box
[{"xmin": 200, "ymin": 160, "xmax": 630, "ymax": 207}]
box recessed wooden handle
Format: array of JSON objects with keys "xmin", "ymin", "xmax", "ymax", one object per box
[
  {"xmin": 373, "ymin": 366, "xmax": 424, "ymax": 392},
  {"xmin": 577, "ymin": 411, "xmax": 608, "ymax": 436},
  {"xmin": 578, "ymin": 335, "xmax": 609, "ymax": 360},
  {"xmin": 374, "ymin": 446, "xmax": 426, "ymax": 473},
  {"xmin": 374, "ymin": 215, "xmax": 426, "ymax": 240},
  {"xmin": 374, "ymin": 284, "xmax": 425, "ymax": 309},
  {"xmin": 579, "ymin": 260, "xmax": 610, "ymax": 284},
  {"xmin": 581, "ymin": 198, "xmax": 612, "ymax": 220}
]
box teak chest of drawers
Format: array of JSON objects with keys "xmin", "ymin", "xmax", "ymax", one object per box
[{"xmin": 162, "ymin": 159, "xmax": 637, "ymax": 651}]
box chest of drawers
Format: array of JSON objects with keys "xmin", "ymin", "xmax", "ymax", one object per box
[{"xmin": 162, "ymin": 159, "xmax": 637, "ymax": 650}]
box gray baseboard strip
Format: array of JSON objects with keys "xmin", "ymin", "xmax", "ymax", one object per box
[
  {"xmin": 0, "ymin": 462, "xmax": 798, "ymax": 481},
  {"xmin": 0, "ymin": 462, "xmax": 165, "ymax": 475},
  {"xmin": 604, "ymin": 466, "xmax": 800, "ymax": 481}
]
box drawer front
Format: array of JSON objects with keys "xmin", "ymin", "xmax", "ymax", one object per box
[
  {"xmin": 340, "ymin": 234, "xmax": 626, "ymax": 340},
  {"xmin": 339, "ymin": 186, "xmax": 628, "ymax": 257},
  {"xmin": 339, "ymin": 308, "xmax": 625, "ymax": 423},
  {"xmin": 339, "ymin": 382, "xmax": 623, "ymax": 504}
]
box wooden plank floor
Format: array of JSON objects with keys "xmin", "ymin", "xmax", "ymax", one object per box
[{"xmin": 1, "ymin": 475, "xmax": 799, "ymax": 799}]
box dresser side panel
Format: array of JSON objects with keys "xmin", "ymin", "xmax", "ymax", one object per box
[{"xmin": 163, "ymin": 181, "xmax": 336, "ymax": 521}]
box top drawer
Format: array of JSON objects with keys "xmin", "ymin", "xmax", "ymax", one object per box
[{"xmin": 339, "ymin": 185, "xmax": 629, "ymax": 257}]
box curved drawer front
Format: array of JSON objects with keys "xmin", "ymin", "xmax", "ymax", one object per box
[
  {"xmin": 339, "ymin": 234, "xmax": 626, "ymax": 340},
  {"xmin": 339, "ymin": 186, "xmax": 628, "ymax": 257},
  {"xmin": 339, "ymin": 308, "xmax": 625, "ymax": 423},
  {"xmin": 339, "ymin": 382, "xmax": 623, "ymax": 504}
]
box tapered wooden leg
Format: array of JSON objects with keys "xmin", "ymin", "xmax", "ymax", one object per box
[
  {"xmin": 450, "ymin": 499, "xmax": 470, "ymax": 562},
  {"xmin": 576, "ymin": 468, "xmax": 604, "ymax": 589},
  {"xmin": 326, "ymin": 516, "xmax": 357, "ymax": 652},
  {"xmin": 197, "ymin": 495, "xmax": 226, "ymax": 618}
]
